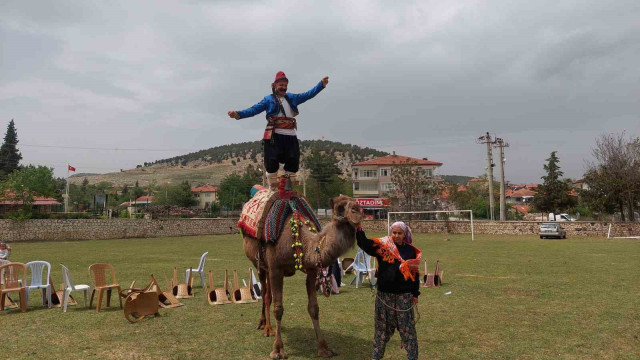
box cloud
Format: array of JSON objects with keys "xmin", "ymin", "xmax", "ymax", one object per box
[{"xmin": 1, "ymin": 0, "xmax": 639, "ymax": 182}]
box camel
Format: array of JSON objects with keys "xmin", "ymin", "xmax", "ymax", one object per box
[{"xmin": 243, "ymin": 195, "xmax": 363, "ymax": 359}]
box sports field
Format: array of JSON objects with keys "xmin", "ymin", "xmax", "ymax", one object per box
[{"xmin": 1, "ymin": 233, "xmax": 638, "ymax": 360}]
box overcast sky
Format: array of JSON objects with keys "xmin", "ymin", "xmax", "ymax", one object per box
[{"xmin": 1, "ymin": 0, "xmax": 639, "ymax": 183}]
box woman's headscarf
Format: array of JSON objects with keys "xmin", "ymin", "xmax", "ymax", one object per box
[{"xmin": 390, "ymin": 221, "xmax": 413, "ymax": 245}]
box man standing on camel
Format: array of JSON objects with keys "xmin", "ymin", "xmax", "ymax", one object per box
[{"xmin": 228, "ymin": 71, "xmax": 329, "ymax": 190}]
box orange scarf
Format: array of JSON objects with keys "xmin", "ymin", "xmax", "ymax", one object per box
[{"xmin": 371, "ymin": 236, "xmax": 421, "ymax": 282}]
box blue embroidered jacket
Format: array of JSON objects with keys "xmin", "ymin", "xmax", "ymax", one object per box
[{"xmin": 236, "ymin": 81, "xmax": 325, "ymax": 120}]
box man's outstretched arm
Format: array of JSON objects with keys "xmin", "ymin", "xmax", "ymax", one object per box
[
  {"xmin": 228, "ymin": 97, "xmax": 269, "ymax": 120},
  {"xmin": 288, "ymin": 76, "xmax": 329, "ymax": 106}
]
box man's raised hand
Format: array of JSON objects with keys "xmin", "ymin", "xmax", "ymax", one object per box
[
  {"xmin": 227, "ymin": 111, "xmax": 240, "ymax": 119},
  {"xmin": 321, "ymin": 76, "xmax": 329, "ymax": 87}
]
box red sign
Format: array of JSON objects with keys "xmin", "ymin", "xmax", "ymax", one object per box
[{"xmin": 356, "ymin": 198, "xmax": 389, "ymax": 207}]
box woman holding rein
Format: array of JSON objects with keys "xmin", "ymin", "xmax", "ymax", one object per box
[{"xmin": 356, "ymin": 221, "xmax": 421, "ymax": 360}]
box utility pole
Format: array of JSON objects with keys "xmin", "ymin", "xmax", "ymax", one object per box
[
  {"xmin": 494, "ymin": 138, "xmax": 509, "ymax": 221},
  {"xmin": 477, "ymin": 132, "xmax": 496, "ymax": 220}
]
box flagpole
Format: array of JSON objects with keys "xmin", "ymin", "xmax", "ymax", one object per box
[{"xmin": 65, "ymin": 165, "xmax": 70, "ymax": 213}]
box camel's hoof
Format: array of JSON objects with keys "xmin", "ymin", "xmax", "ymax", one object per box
[
  {"xmin": 262, "ymin": 325, "xmax": 275, "ymax": 337},
  {"xmin": 256, "ymin": 319, "xmax": 265, "ymax": 330},
  {"xmin": 270, "ymin": 351, "xmax": 288, "ymax": 359},
  {"xmin": 318, "ymin": 348, "xmax": 337, "ymax": 357}
]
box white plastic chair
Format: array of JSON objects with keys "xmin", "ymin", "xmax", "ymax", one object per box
[
  {"xmin": 25, "ymin": 261, "xmax": 52, "ymax": 308},
  {"xmin": 185, "ymin": 252, "xmax": 208, "ymax": 287},
  {"xmin": 60, "ymin": 264, "xmax": 91, "ymax": 312},
  {"xmin": 249, "ymin": 267, "xmax": 261, "ymax": 299},
  {"xmin": 349, "ymin": 249, "xmax": 376, "ymax": 288}
]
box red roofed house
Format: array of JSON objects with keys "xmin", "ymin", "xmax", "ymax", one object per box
[
  {"xmin": 437, "ymin": 185, "xmax": 467, "ymax": 201},
  {"xmin": 513, "ymin": 204, "xmax": 531, "ymax": 215},
  {"xmin": 571, "ymin": 179, "xmax": 589, "ymax": 191},
  {"xmin": 506, "ymin": 188, "xmax": 536, "ymax": 205},
  {"xmin": 191, "ymin": 184, "xmax": 218, "ymax": 210},
  {"xmin": 351, "ymin": 153, "xmax": 442, "ymax": 217},
  {"xmin": 0, "ymin": 194, "xmax": 62, "ymax": 214}
]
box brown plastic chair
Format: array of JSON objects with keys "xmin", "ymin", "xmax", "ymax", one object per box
[
  {"xmin": 149, "ymin": 274, "xmax": 183, "ymax": 308},
  {"xmin": 172, "ymin": 267, "xmax": 193, "ymax": 299},
  {"xmin": 231, "ymin": 269, "xmax": 257, "ymax": 304},
  {"xmin": 120, "ymin": 280, "xmax": 160, "ymax": 323},
  {"xmin": 88, "ymin": 263, "xmax": 123, "ymax": 312},
  {"xmin": 0, "ymin": 262, "xmax": 27, "ymax": 312},
  {"xmin": 207, "ymin": 270, "xmax": 231, "ymax": 305},
  {"xmin": 47, "ymin": 276, "xmax": 69, "ymax": 308},
  {"xmin": 0, "ymin": 259, "xmax": 17, "ymax": 309},
  {"xmin": 422, "ymin": 260, "xmax": 443, "ymax": 288},
  {"xmin": 341, "ymin": 257, "xmax": 354, "ymax": 275}
]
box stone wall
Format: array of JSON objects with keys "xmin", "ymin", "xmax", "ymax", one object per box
[
  {"xmin": 0, "ymin": 218, "xmax": 239, "ymax": 242},
  {"xmin": 359, "ymin": 220, "xmax": 640, "ymax": 238},
  {"xmin": 1, "ymin": 218, "xmax": 638, "ymax": 242}
]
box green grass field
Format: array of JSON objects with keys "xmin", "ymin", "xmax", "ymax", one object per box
[{"xmin": 1, "ymin": 233, "xmax": 639, "ymax": 360}]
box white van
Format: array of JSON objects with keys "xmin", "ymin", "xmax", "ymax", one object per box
[{"xmin": 548, "ymin": 213, "xmax": 575, "ymax": 222}]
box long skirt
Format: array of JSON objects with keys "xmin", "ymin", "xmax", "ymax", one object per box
[{"xmin": 372, "ymin": 291, "xmax": 418, "ymax": 360}]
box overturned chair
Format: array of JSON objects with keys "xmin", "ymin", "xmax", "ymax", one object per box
[
  {"xmin": 120, "ymin": 280, "xmax": 160, "ymax": 323},
  {"xmin": 249, "ymin": 267, "xmax": 261, "ymax": 300},
  {"xmin": 422, "ymin": 260, "xmax": 444, "ymax": 288},
  {"xmin": 206, "ymin": 270, "xmax": 231, "ymax": 305},
  {"xmin": 149, "ymin": 274, "xmax": 183, "ymax": 308},
  {"xmin": 231, "ymin": 269, "xmax": 258, "ymax": 304},
  {"xmin": 172, "ymin": 267, "xmax": 194, "ymax": 299}
]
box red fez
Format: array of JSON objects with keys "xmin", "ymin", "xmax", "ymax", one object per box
[{"xmin": 274, "ymin": 71, "xmax": 288, "ymax": 83}]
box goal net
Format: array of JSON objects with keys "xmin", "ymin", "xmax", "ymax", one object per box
[{"xmin": 387, "ymin": 210, "xmax": 474, "ymax": 241}]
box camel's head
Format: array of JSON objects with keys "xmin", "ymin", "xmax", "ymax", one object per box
[{"xmin": 329, "ymin": 195, "xmax": 363, "ymax": 226}]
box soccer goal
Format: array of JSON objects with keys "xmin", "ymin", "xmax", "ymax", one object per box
[
  {"xmin": 387, "ymin": 210, "xmax": 475, "ymax": 241},
  {"xmin": 607, "ymin": 223, "xmax": 640, "ymax": 239}
]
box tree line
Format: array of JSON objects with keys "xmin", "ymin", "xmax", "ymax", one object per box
[{"xmin": 1, "ymin": 118, "xmax": 638, "ymax": 221}]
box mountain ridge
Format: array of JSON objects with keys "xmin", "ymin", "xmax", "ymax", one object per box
[{"xmin": 68, "ymin": 139, "xmax": 390, "ymax": 186}]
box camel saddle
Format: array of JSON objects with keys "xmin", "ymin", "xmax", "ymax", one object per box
[
  {"xmin": 238, "ymin": 187, "xmax": 321, "ymax": 243},
  {"xmin": 238, "ymin": 189, "xmax": 279, "ymax": 240}
]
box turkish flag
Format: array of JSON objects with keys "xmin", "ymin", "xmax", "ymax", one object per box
[{"xmin": 68, "ymin": 165, "xmax": 76, "ymax": 172}]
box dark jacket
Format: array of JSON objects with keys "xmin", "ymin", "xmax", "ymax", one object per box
[{"xmin": 356, "ymin": 230, "xmax": 420, "ymax": 297}]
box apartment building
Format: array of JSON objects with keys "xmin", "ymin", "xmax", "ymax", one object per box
[
  {"xmin": 351, "ymin": 153, "xmax": 443, "ymax": 218},
  {"xmin": 191, "ymin": 184, "xmax": 218, "ymax": 209}
]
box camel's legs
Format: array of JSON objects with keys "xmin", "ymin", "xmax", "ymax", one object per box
[
  {"xmin": 269, "ymin": 269, "xmax": 287, "ymax": 359},
  {"xmin": 258, "ymin": 269, "xmax": 275, "ymax": 336},
  {"xmin": 306, "ymin": 270, "xmax": 337, "ymax": 357}
]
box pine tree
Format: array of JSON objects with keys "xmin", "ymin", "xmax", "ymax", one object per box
[
  {"xmin": 532, "ymin": 151, "xmax": 576, "ymax": 217},
  {"xmin": 0, "ymin": 119, "xmax": 22, "ymax": 179}
]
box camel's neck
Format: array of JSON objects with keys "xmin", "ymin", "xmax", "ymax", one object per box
[{"xmin": 305, "ymin": 221, "xmax": 356, "ymax": 268}]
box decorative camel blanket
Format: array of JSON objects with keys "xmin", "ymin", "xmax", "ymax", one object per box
[
  {"xmin": 263, "ymin": 196, "xmax": 321, "ymax": 243},
  {"xmin": 238, "ymin": 189, "xmax": 277, "ymax": 239}
]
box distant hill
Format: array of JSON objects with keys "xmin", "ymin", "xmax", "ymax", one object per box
[
  {"xmin": 149, "ymin": 140, "xmax": 388, "ymax": 167},
  {"xmin": 69, "ymin": 173, "xmax": 100, "ymax": 178},
  {"xmin": 69, "ymin": 140, "xmax": 389, "ymax": 186},
  {"xmin": 440, "ymin": 175, "xmax": 475, "ymax": 185}
]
